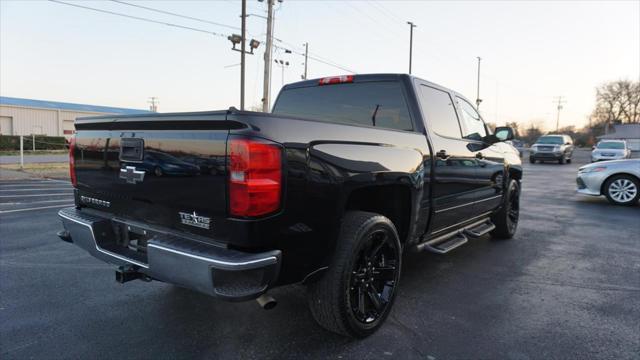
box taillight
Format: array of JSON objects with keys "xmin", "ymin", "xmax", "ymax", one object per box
[
  {"xmin": 318, "ymin": 75, "xmax": 354, "ymax": 86},
  {"xmin": 69, "ymin": 137, "xmax": 77, "ymax": 187},
  {"xmin": 228, "ymin": 138, "xmax": 282, "ymax": 217}
]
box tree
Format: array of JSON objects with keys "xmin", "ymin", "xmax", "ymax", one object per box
[
  {"xmin": 592, "ymin": 80, "xmax": 640, "ymax": 125},
  {"xmin": 505, "ymin": 121, "xmax": 520, "ymax": 137},
  {"xmin": 520, "ymin": 123, "xmax": 543, "ymax": 146}
]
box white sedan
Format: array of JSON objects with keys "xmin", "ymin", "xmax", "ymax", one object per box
[{"xmin": 591, "ymin": 140, "xmax": 632, "ymax": 162}]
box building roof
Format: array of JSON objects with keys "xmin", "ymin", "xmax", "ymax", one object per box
[
  {"xmin": 598, "ymin": 124, "xmax": 640, "ymax": 139},
  {"xmin": 0, "ymin": 96, "xmax": 150, "ymax": 115}
]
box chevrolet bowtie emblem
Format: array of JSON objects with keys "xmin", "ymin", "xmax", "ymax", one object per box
[{"xmin": 120, "ymin": 166, "xmax": 146, "ymax": 184}]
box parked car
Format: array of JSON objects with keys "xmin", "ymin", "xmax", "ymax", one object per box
[
  {"xmin": 591, "ymin": 140, "xmax": 631, "ymax": 162},
  {"xmin": 505, "ymin": 139, "xmax": 525, "ymax": 157},
  {"xmin": 181, "ymin": 155, "xmax": 225, "ymax": 175},
  {"xmin": 576, "ymin": 159, "xmax": 640, "ymax": 205},
  {"xmin": 138, "ymin": 150, "xmax": 200, "ymax": 177},
  {"xmin": 57, "ymin": 74, "xmax": 522, "ymax": 338},
  {"xmin": 529, "ymin": 134, "xmax": 574, "ymax": 164}
]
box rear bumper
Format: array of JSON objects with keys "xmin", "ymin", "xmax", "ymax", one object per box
[{"xmin": 58, "ymin": 207, "xmax": 281, "ymax": 301}]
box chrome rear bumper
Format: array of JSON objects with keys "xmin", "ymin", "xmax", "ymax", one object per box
[{"xmin": 58, "ymin": 207, "xmax": 281, "ymax": 301}]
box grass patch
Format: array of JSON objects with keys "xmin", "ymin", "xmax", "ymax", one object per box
[
  {"xmin": 0, "ymin": 150, "xmax": 68, "ymax": 156},
  {"xmin": 0, "ymin": 162, "xmax": 70, "ymax": 179}
]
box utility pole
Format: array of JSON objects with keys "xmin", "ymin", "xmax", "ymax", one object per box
[
  {"xmin": 303, "ymin": 42, "xmax": 309, "ymax": 80},
  {"xmin": 148, "ymin": 97, "xmax": 158, "ymax": 112},
  {"xmin": 555, "ymin": 96, "xmax": 566, "ymax": 132},
  {"xmin": 476, "ymin": 57, "xmax": 482, "ymax": 109},
  {"xmin": 407, "ymin": 21, "xmax": 416, "ymax": 74},
  {"xmin": 262, "ymin": 0, "xmax": 275, "ymax": 112},
  {"xmin": 240, "ymin": 0, "xmax": 247, "ymax": 110}
]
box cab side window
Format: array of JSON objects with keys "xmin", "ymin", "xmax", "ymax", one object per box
[
  {"xmin": 418, "ymin": 85, "xmax": 463, "ymax": 138},
  {"xmin": 456, "ymin": 97, "xmax": 487, "ymax": 141}
]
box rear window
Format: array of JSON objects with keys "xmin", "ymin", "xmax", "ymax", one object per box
[{"xmin": 272, "ymin": 81, "xmax": 413, "ymax": 131}]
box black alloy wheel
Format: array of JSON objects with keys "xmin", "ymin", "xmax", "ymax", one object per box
[
  {"xmin": 307, "ymin": 211, "xmax": 402, "ymax": 338},
  {"xmin": 491, "ymin": 179, "xmax": 520, "ymax": 239},
  {"xmin": 506, "ymin": 181, "xmax": 520, "ymax": 233},
  {"xmin": 348, "ymin": 229, "xmax": 399, "ymax": 325}
]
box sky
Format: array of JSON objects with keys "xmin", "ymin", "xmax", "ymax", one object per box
[{"xmin": 1, "ymin": 0, "xmax": 639, "ymax": 130}]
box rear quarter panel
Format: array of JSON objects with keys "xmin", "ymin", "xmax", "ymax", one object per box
[{"xmin": 228, "ymin": 113, "xmax": 430, "ymax": 284}]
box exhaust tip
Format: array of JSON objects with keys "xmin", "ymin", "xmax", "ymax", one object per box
[
  {"xmin": 57, "ymin": 230, "xmax": 72, "ymax": 243},
  {"xmin": 256, "ymin": 294, "xmax": 277, "ymax": 310}
]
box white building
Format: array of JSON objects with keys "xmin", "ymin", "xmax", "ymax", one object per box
[
  {"xmin": 0, "ymin": 96, "xmax": 148, "ymax": 138},
  {"xmin": 597, "ymin": 124, "xmax": 640, "ymax": 151}
]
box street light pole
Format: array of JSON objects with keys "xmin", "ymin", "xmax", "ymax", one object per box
[
  {"xmin": 274, "ymin": 59, "xmax": 289, "ymax": 88},
  {"xmin": 407, "ymin": 21, "xmax": 416, "ymax": 74},
  {"xmin": 476, "ymin": 56, "xmax": 482, "ymax": 109},
  {"xmin": 240, "ymin": 0, "xmax": 246, "ymax": 110},
  {"xmin": 262, "ymin": 0, "xmax": 275, "ymax": 112}
]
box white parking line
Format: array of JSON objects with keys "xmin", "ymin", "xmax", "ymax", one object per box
[
  {"xmin": 0, "ymin": 188, "xmax": 70, "ymax": 192},
  {"xmin": 0, "ymin": 193, "xmax": 74, "ymax": 198},
  {"xmin": 0, "ymin": 184, "xmax": 70, "ymax": 188},
  {"xmin": 0, "ymin": 204, "xmax": 74, "ymax": 214},
  {"xmin": 43, "ymin": 179, "xmax": 71, "ymax": 184},
  {"xmin": 0, "ymin": 199, "xmax": 74, "ymax": 206}
]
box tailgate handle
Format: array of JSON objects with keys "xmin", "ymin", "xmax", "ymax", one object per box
[{"xmin": 120, "ymin": 138, "xmax": 144, "ymax": 162}]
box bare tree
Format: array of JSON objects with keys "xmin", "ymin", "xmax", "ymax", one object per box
[
  {"xmin": 592, "ymin": 80, "xmax": 640, "ymax": 125},
  {"xmin": 505, "ymin": 121, "xmax": 520, "ymax": 137}
]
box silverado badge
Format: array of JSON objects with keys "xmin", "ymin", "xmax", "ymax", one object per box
[
  {"xmin": 120, "ymin": 166, "xmax": 145, "ymax": 184},
  {"xmin": 179, "ymin": 211, "xmax": 211, "ymax": 230}
]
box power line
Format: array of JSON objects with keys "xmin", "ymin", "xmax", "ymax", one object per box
[
  {"xmin": 110, "ymin": 0, "xmax": 241, "ymax": 31},
  {"xmin": 109, "ymin": 0, "xmax": 357, "ymax": 76},
  {"xmin": 370, "ymin": 0, "xmax": 405, "ymax": 24},
  {"xmin": 51, "ymin": 0, "xmax": 358, "ymax": 77},
  {"xmin": 49, "ymin": 0, "xmax": 227, "ymax": 37},
  {"xmin": 274, "ymin": 44, "xmax": 357, "ymax": 74}
]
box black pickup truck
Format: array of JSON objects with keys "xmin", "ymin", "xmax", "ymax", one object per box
[{"xmin": 58, "ymin": 74, "xmax": 521, "ymax": 337}]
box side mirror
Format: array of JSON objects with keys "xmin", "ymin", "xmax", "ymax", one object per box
[
  {"xmin": 494, "ymin": 126, "xmax": 515, "ymax": 142},
  {"xmin": 565, "ymin": 142, "xmax": 571, "ymax": 145}
]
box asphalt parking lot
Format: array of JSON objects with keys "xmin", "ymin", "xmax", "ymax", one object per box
[{"xmin": 1, "ymin": 150, "xmax": 639, "ymax": 359}]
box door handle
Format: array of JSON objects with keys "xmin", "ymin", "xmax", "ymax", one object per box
[
  {"xmin": 475, "ymin": 152, "xmax": 484, "ymax": 159},
  {"xmin": 436, "ymin": 150, "xmax": 448, "ymax": 159}
]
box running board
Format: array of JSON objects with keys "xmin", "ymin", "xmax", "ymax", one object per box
[
  {"xmin": 464, "ymin": 220, "xmax": 495, "ymax": 238},
  {"xmin": 419, "ymin": 233, "xmax": 468, "ymax": 254},
  {"xmin": 415, "ymin": 218, "xmax": 494, "ymax": 254}
]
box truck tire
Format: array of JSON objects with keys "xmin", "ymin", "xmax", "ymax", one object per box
[
  {"xmin": 307, "ymin": 211, "xmax": 402, "ymax": 338},
  {"xmin": 490, "ymin": 179, "xmax": 520, "ymax": 239}
]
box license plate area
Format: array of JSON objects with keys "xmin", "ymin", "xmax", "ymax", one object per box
[{"xmin": 106, "ymin": 221, "xmax": 155, "ymax": 264}]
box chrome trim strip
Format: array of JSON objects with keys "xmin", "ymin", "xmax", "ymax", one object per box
[
  {"xmin": 59, "ymin": 210, "xmax": 149, "ymax": 269},
  {"xmin": 435, "ymin": 195, "xmax": 502, "ymax": 214},
  {"xmin": 146, "ymin": 243, "xmax": 277, "ymax": 268}
]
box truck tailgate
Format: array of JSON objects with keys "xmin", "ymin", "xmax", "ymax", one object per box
[{"xmin": 73, "ymin": 111, "xmax": 242, "ymax": 240}]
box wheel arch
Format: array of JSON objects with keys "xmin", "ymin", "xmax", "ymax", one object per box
[
  {"xmin": 344, "ymin": 184, "xmax": 413, "ymax": 245},
  {"xmin": 600, "ymin": 172, "xmax": 640, "ymax": 195}
]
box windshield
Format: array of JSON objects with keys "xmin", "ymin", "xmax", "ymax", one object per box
[
  {"xmin": 597, "ymin": 142, "xmax": 624, "ymax": 149},
  {"xmin": 536, "ymin": 136, "xmax": 563, "ymax": 145}
]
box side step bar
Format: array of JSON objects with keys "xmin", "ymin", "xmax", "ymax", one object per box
[
  {"xmin": 415, "ymin": 218, "xmax": 495, "ymax": 254},
  {"xmin": 464, "ymin": 220, "xmax": 495, "ymax": 238}
]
